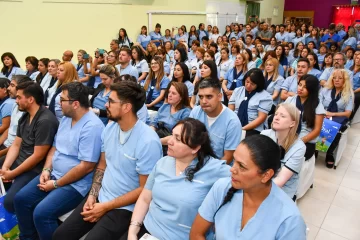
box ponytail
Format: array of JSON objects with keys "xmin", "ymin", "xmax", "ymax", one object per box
[{"xmin": 213, "ymin": 187, "xmax": 238, "ymax": 218}]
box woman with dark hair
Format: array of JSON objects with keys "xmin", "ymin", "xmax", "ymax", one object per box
[
  {"xmin": 191, "ymin": 60, "xmax": 219, "ymax": 108},
  {"xmin": 150, "ymin": 81, "xmax": 191, "ymax": 154},
  {"xmin": 292, "ymin": 29, "xmax": 305, "ymax": 49},
  {"xmin": 149, "ymin": 23, "xmax": 162, "ymax": 47},
  {"xmin": 125, "ymin": 118, "xmax": 230, "ymax": 240},
  {"xmin": 344, "ymin": 48, "xmax": 355, "ymax": 69},
  {"xmin": 136, "ymin": 26, "xmax": 151, "ymax": 49},
  {"xmin": 321, "ymin": 53, "xmax": 333, "ymax": 71},
  {"xmin": 25, "ymin": 56, "xmax": 39, "ymax": 80},
  {"xmin": 35, "ymin": 58, "xmax": 49, "ymax": 85},
  {"xmin": 170, "ymin": 62, "xmax": 194, "ymax": 99},
  {"xmin": 169, "ymin": 47, "xmax": 191, "ymax": 79},
  {"xmin": 217, "ymin": 48, "xmax": 233, "ymax": 81},
  {"xmin": 229, "ymin": 68, "xmax": 273, "ymax": 137},
  {"xmin": 0, "ymin": 78, "xmax": 13, "ymax": 135},
  {"xmin": 223, "ymin": 25, "xmax": 231, "ymax": 38},
  {"xmin": 305, "ymin": 28, "xmax": 320, "ymax": 48},
  {"xmin": 307, "ymin": 41, "xmax": 318, "ymax": 54},
  {"xmin": 89, "ymin": 65, "xmax": 119, "ymax": 125},
  {"xmin": 1, "ymin": 52, "xmax": 25, "ymax": 80},
  {"xmin": 118, "ymin": 28, "xmax": 133, "ymax": 48},
  {"xmin": 229, "ymin": 44, "xmax": 240, "ymax": 62},
  {"xmin": 320, "ymin": 69, "xmax": 353, "ymax": 168},
  {"xmin": 250, "ymin": 47, "xmax": 262, "ymax": 68},
  {"xmin": 285, "ymin": 74, "xmax": 325, "ymax": 160},
  {"xmin": 265, "ymin": 37, "xmax": 277, "ymax": 52},
  {"xmin": 164, "ymin": 41, "xmax": 174, "ymax": 63},
  {"xmin": 131, "ymin": 46, "xmax": 149, "ymax": 83},
  {"xmin": 190, "ymin": 134, "xmax": 306, "ymax": 239},
  {"xmin": 143, "ymin": 56, "xmax": 170, "ymax": 111},
  {"xmin": 307, "ymin": 52, "xmax": 322, "ymax": 78},
  {"xmin": 275, "ymin": 45, "xmax": 288, "ymax": 76},
  {"xmin": 155, "ymin": 48, "xmax": 170, "ymax": 76},
  {"xmin": 291, "ymin": 46, "xmax": 310, "ymax": 75},
  {"xmin": 188, "ymin": 25, "xmax": 198, "ymax": 48},
  {"xmin": 172, "ymin": 27, "xmax": 188, "ymax": 48}
]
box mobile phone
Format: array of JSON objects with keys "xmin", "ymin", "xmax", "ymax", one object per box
[
  {"xmin": 140, "ymin": 233, "xmax": 159, "ymax": 240},
  {"xmin": 98, "ymin": 49, "xmax": 105, "ymax": 54},
  {"xmin": 83, "ymin": 54, "xmax": 89, "ymax": 59}
]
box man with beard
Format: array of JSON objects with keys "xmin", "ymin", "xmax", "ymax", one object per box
[
  {"xmin": 0, "ymin": 75, "xmax": 31, "ymax": 161},
  {"xmin": 13, "ymin": 82, "xmax": 104, "ymax": 240},
  {"xmin": 280, "ymin": 58, "xmax": 310, "ymax": 101},
  {"xmin": 0, "ymin": 81, "xmax": 58, "ymax": 213},
  {"xmin": 189, "ymin": 78, "xmax": 241, "ymax": 164},
  {"xmin": 319, "ymin": 52, "xmax": 354, "ymax": 87},
  {"xmin": 53, "ymin": 81, "xmax": 162, "ymax": 240},
  {"xmin": 115, "ymin": 48, "xmax": 138, "ymax": 80}
]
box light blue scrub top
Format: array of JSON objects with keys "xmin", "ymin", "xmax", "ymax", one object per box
[
  {"xmin": 229, "ymin": 32, "xmax": 242, "ymax": 40},
  {"xmin": 29, "ymin": 71, "xmax": 40, "ymax": 81},
  {"xmin": 281, "ymin": 74, "xmax": 298, "ymax": 95},
  {"xmin": 229, "ymin": 87, "xmax": 273, "ymax": 132},
  {"xmin": 115, "ymin": 64, "xmax": 139, "ymax": 80},
  {"xmin": 319, "ymin": 67, "xmax": 354, "ymax": 86},
  {"xmin": 162, "ymin": 36, "xmax": 172, "ymax": 43},
  {"xmin": 137, "ymin": 34, "xmax": 151, "ymax": 49},
  {"xmin": 353, "ymin": 71, "xmax": 360, "ymax": 91},
  {"xmin": 265, "ymin": 75, "xmax": 285, "ymax": 106},
  {"xmin": 342, "ymin": 37, "xmax": 357, "ymax": 51},
  {"xmin": 93, "ymin": 89, "xmax": 111, "ymax": 125},
  {"xmin": 188, "ymin": 51, "xmax": 197, "ymax": 62},
  {"xmin": 164, "ymin": 61, "xmax": 170, "ymax": 75},
  {"xmin": 52, "ymin": 111, "xmax": 104, "ymax": 196},
  {"xmin": 3, "ymin": 67, "xmax": 25, "ymax": 80},
  {"xmin": 292, "ymin": 36, "xmax": 305, "ymax": 46},
  {"xmin": 4, "ymin": 104, "xmax": 22, "ymax": 148},
  {"xmin": 137, "ymin": 104, "xmax": 148, "ymax": 123},
  {"xmin": 188, "ymin": 34, "xmax": 198, "ymax": 47},
  {"xmin": 184, "ymin": 80, "xmax": 194, "ymax": 98},
  {"xmin": 150, "ymin": 31, "xmax": 162, "ymax": 47},
  {"xmin": 143, "ymin": 156, "xmax": 231, "ymax": 240},
  {"xmin": 75, "ymin": 63, "xmax": 90, "ymax": 85},
  {"xmin": 198, "ymin": 178, "xmax": 307, "ymax": 240},
  {"xmin": 145, "ymin": 76, "xmax": 170, "ymax": 108},
  {"xmin": 0, "ymin": 98, "xmax": 14, "ymax": 127},
  {"xmin": 320, "ymin": 88, "xmax": 354, "ymax": 113},
  {"xmin": 198, "ymin": 30, "xmax": 207, "ymax": 45},
  {"xmin": 174, "ymin": 34, "xmax": 188, "ymax": 47},
  {"xmin": 131, "ymin": 59, "xmax": 149, "ymax": 76},
  {"xmin": 345, "ymin": 59, "xmax": 354, "ymax": 70},
  {"xmin": 165, "ymin": 50, "xmax": 174, "ymax": 63},
  {"xmin": 285, "ymin": 95, "xmax": 326, "ymax": 143},
  {"xmin": 98, "ymin": 120, "xmax": 162, "ymax": 212},
  {"xmin": 224, "ymin": 68, "xmax": 246, "ymax": 89},
  {"xmin": 261, "ymin": 129, "xmax": 306, "ymax": 198},
  {"xmin": 317, "ymin": 54, "xmax": 326, "ymax": 67},
  {"xmin": 275, "ymin": 32, "xmax": 289, "ymax": 42},
  {"xmin": 189, "ymin": 106, "xmax": 242, "ymax": 159},
  {"xmin": 308, "ymin": 68, "xmax": 322, "ymax": 78},
  {"xmin": 150, "ymin": 104, "xmax": 191, "ymax": 130},
  {"xmin": 55, "ymin": 94, "xmax": 63, "ymax": 122}
]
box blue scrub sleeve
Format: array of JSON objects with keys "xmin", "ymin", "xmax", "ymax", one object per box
[
  {"xmin": 224, "ymin": 119, "xmax": 242, "ymax": 151},
  {"xmin": 345, "ymin": 95, "xmax": 354, "ymax": 111},
  {"xmin": 319, "ymin": 69, "xmax": 330, "ymax": 81},
  {"xmin": 1, "ymin": 101, "xmax": 13, "ymax": 119},
  {"xmin": 274, "ymin": 78, "xmax": 284, "ymax": 91},
  {"xmin": 78, "ymin": 122, "xmax": 104, "ymax": 162},
  {"xmin": 258, "ymin": 96, "xmax": 273, "ymax": 114},
  {"xmin": 136, "ymin": 138, "xmax": 162, "ymax": 175},
  {"xmin": 280, "ymin": 77, "xmax": 292, "ymax": 91},
  {"xmin": 284, "ymin": 143, "xmax": 306, "ymax": 174},
  {"xmin": 160, "ymin": 77, "xmax": 170, "ymax": 89},
  {"xmin": 144, "ymin": 162, "xmax": 157, "ymax": 190},
  {"xmin": 275, "ymin": 215, "xmax": 307, "ymax": 240}
]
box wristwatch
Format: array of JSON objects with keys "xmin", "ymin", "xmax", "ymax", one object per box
[{"xmin": 53, "ymin": 180, "xmax": 58, "ymax": 189}]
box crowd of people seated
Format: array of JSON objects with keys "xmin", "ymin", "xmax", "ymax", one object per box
[{"xmin": 0, "ymin": 18, "xmax": 358, "ymax": 239}]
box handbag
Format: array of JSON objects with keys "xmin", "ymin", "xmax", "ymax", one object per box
[{"xmin": 0, "ymin": 178, "xmax": 19, "ymax": 240}]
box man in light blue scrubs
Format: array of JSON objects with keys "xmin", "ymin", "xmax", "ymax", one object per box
[
  {"xmin": 53, "ymin": 81, "xmax": 162, "ymax": 240},
  {"xmin": 14, "ymin": 82, "xmax": 104, "ymax": 240},
  {"xmin": 197, "ymin": 23, "xmax": 208, "ymax": 45},
  {"xmin": 189, "ymin": 78, "xmax": 241, "ymax": 164},
  {"xmin": 115, "ymin": 48, "xmax": 138, "ymax": 80}
]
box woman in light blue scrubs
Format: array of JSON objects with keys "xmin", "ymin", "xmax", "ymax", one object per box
[
  {"xmin": 131, "ymin": 46, "xmax": 149, "ymax": 83},
  {"xmin": 307, "ymin": 52, "xmax": 322, "ymax": 78},
  {"xmin": 190, "ymin": 134, "xmax": 306, "ymax": 240},
  {"xmin": 172, "ymin": 27, "xmax": 188, "ymax": 48},
  {"xmin": 143, "ymin": 56, "xmax": 170, "ymax": 111},
  {"xmin": 263, "ymin": 58, "xmax": 285, "ymax": 111},
  {"xmin": 118, "ymin": 28, "xmax": 133, "ymax": 48},
  {"xmin": 162, "ymin": 29, "xmax": 172, "ymax": 44},
  {"xmin": 35, "ymin": 58, "xmax": 49, "ymax": 86},
  {"xmin": 188, "ymin": 25, "xmax": 199, "ymax": 48},
  {"xmin": 125, "ymin": 118, "xmax": 231, "ymax": 240},
  {"xmin": 0, "ymin": 78, "xmax": 14, "ymax": 135},
  {"xmin": 164, "ymin": 41, "xmax": 174, "ymax": 63},
  {"xmin": 137, "ymin": 26, "xmax": 151, "ymax": 49},
  {"xmin": 229, "ymin": 68, "xmax": 273, "ymax": 137},
  {"xmin": 151, "ymin": 81, "xmax": 191, "ymax": 155},
  {"xmin": 75, "ymin": 50, "xmax": 90, "ymax": 85},
  {"xmin": 89, "ymin": 65, "xmax": 118, "ymax": 125},
  {"xmin": 262, "ymin": 103, "xmax": 306, "ymax": 200},
  {"xmin": 170, "ymin": 62, "xmax": 194, "ymax": 100},
  {"xmin": 1, "ymin": 52, "xmax": 25, "ymax": 80},
  {"xmin": 25, "ymin": 56, "xmax": 39, "ymax": 80}
]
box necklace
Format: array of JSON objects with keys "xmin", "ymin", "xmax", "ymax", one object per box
[{"xmin": 175, "ymin": 161, "xmax": 189, "ymax": 175}]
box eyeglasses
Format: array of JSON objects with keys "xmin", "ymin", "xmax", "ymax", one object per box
[
  {"xmin": 333, "ymin": 58, "xmax": 343, "ymax": 61},
  {"xmin": 150, "ymin": 62, "xmax": 159, "ymax": 66},
  {"xmin": 108, "ymin": 55, "xmax": 116, "ymax": 58},
  {"xmin": 60, "ymin": 98, "xmax": 75, "ymax": 104},
  {"xmin": 107, "ymin": 99, "xmax": 122, "ymax": 105}
]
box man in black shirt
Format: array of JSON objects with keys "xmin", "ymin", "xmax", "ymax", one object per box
[{"xmin": 0, "ymin": 81, "xmax": 58, "ymax": 212}]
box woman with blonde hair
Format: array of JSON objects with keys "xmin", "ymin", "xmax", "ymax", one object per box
[
  {"xmin": 261, "ymin": 103, "xmax": 306, "ymax": 200},
  {"xmin": 50, "ymin": 61, "xmax": 78, "ymax": 120},
  {"xmin": 320, "ymin": 69, "xmax": 354, "ymax": 168},
  {"xmin": 264, "ymin": 58, "xmax": 285, "ymax": 109},
  {"xmin": 144, "ymin": 56, "xmax": 170, "ymax": 110}
]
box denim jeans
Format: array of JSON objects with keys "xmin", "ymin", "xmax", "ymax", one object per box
[{"xmin": 14, "ymin": 175, "xmax": 84, "ymax": 240}]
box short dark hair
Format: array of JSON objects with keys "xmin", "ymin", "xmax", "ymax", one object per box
[
  {"xmin": 16, "ymin": 81, "xmax": 44, "ymax": 105},
  {"xmin": 242, "ymin": 68, "xmax": 265, "ymax": 92},
  {"xmin": 61, "ymin": 82, "xmax": 90, "ymax": 108},
  {"xmin": 198, "ymin": 78, "xmax": 221, "ymax": 92},
  {"xmin": 110, "ymin": 81, "xmax": 146, "ymax": 114},
  {"xmin": 120, "ymin": 48, "xmax": 132, "ymax": 56},
  {"xmin": 155, "ymin": 23, "xmax": 161, "ymax": 28},
  {"xmin": 0, "ymin": 78, "xmax": 10, "ymax": 89},
  {"xmin": 11, "ymin": 75, "xmax": 32, "ymax": 84},
  {"xmin": 202, "ymin": 36, "xmax": 209, "ymax": 41},
  {"xmin": 192, "ymin": 40, "xmax": 200, "ymax": 47},
  {"xmin": 298, "ymin": 58, "xmax": 310, "ymax": 67},
  {"xmin": 25, "ymin": 56, "xmax": 39, "ymax": 71},
  {"xmin": 114, "ymin": 74, "xmax": 137, "ymax": 83}
]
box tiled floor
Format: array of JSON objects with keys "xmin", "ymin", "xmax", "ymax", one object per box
[{"xmin": 298, "ymin": 123, "xmax": 360, "ymax": 240}]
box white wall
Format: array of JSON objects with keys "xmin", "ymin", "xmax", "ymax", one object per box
[{"xmin": 259, "ymin": 0, "xmax": 285, "ymax": 25}]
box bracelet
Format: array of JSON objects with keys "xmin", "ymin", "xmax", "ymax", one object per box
[
  {"xmin": 43, "ymin": 168, "xmax": 52, "ymax": 173},
  {"xmin": 53, "ymin": 180, "xmax": 58, "ymax": 189},
  {"xmin": 129, "ymin": 221, "xmax": 142, "ymax": 227}
]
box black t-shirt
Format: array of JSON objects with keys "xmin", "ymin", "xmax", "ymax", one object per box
[{"xmin": 16, "ymin": 106, "xmax": 59, "ymax": 173}]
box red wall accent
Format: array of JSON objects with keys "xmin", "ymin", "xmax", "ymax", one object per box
[{"xmin": 284, "ymin": 0, "xmax": 358, "ymax": 28}]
